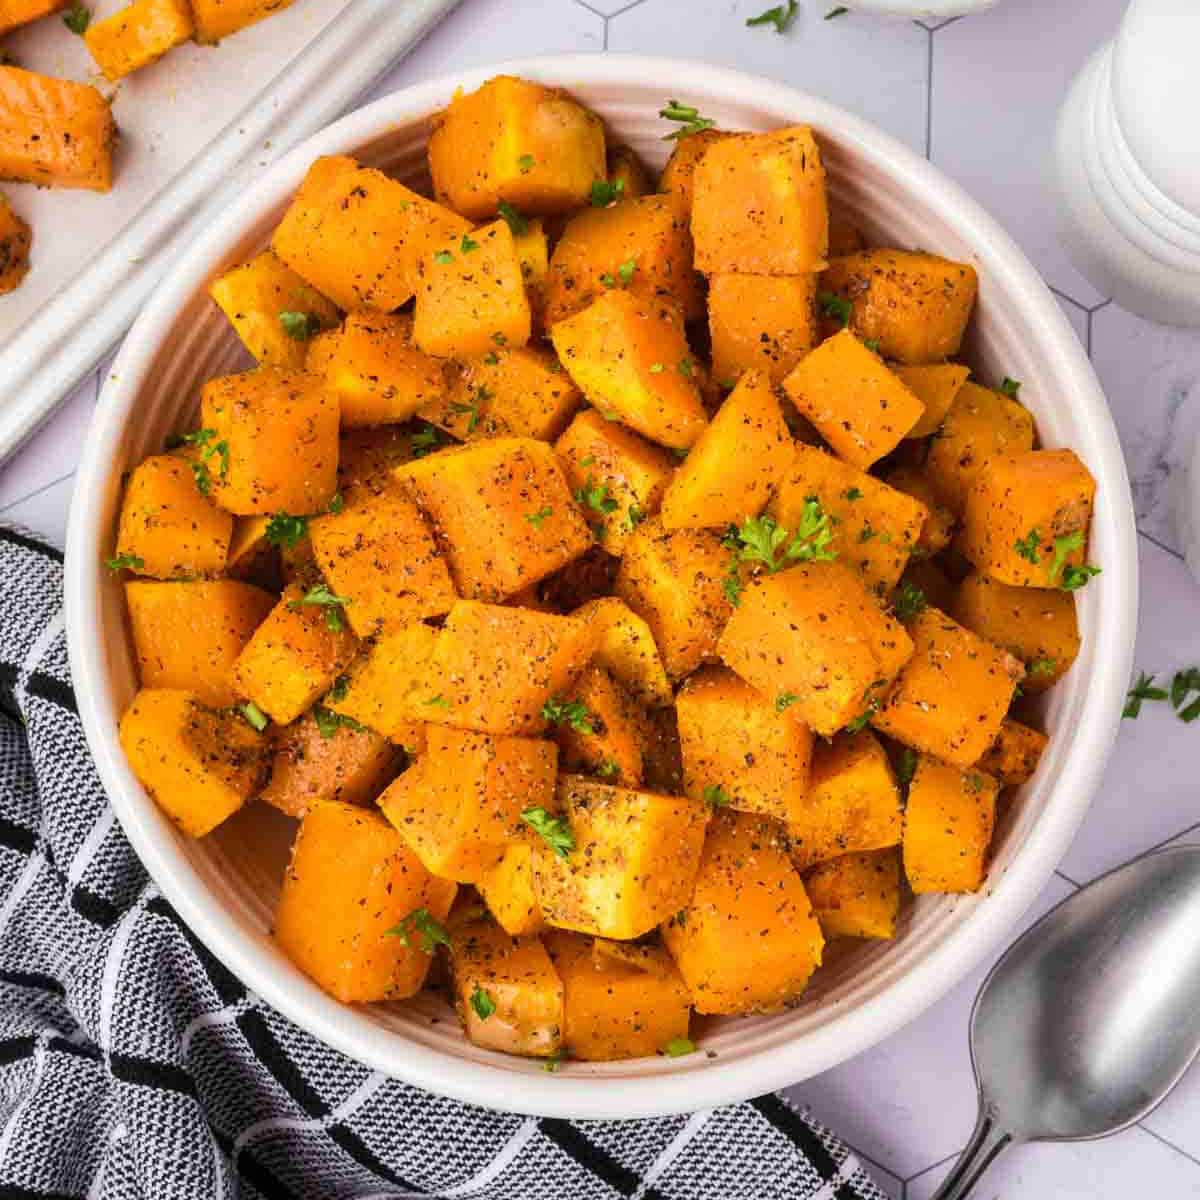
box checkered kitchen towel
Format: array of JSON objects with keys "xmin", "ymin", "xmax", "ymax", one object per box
[{"xmin": 0, "ymin": 523, "xmax": 887, "ymax": 1200}]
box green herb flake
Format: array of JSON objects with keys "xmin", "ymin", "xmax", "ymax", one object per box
[
  {"xmin": 518, "ymin": 154, "xmax": 536, "ymax": 174},
  {"xmin": 663, "ymin": 1036, "xmax": 697, "ymax": 1057},
  {"xmin": 894, "ymin": 581, "xmax": 927, "ymax": 621},
  {"xmin": 521, "ymin": 806, "xmax": 575, "ymax": 859},
  {"xmin": 649, "ymin": 363, "xmax": 666, "ymax": 375},
  {"xmin": 843, "ymin": 487, "xmax": 863, "ymax": 501},
  {"xmin": 426, "ymin": 694, "xmax": 450, "ymax": 709},
  {"xmin": 239, "ymin": 702, "xmax": 269, "ymax": 732},
  {"xmin": 387, "ymin": 907, "xmax": 451, "ymax": 954},
  {"xmin": 730, "ymin": 503, "xmax": 836, "ymax": 573},
  {"xmin": 999, "ymin": 376, "xmax": 1022, "ymax": 398},
  {"xmin": 470, "ymin": 986, "xmax": 497, "ymax": 1021},
  {"xmin": 483, "ymin": 350, "xmax": 500, "ymax": 365},
  {"xmin": 497, "ymin": 201, "xmax": 528, "ymax": 235},
  {"xmin": 597, "ymin": 758, "xmax": 620, "ymax": 779},
  {"xmin": 702, "ymin": 784, "xmax": 731, "ymax": 809},
  {"xmin": 844, "ymin": 698, "xmax": 879, "ymax": 734},
  {"xmin": 775, "ymin": 693, "xmax": 799, "ymax": 713},
  {"xmin": 1123, "ymin": 671, "xmax": 1168, "ymax": 720},
  {"xmin": 677, "ymin": 356, "xmax": 694, "ymax": 378},
  {"xmin": 62, "ymin": 3, "xmax": 89, "ymax": 33},
  {"xmin": 289, "ymin": 583, "xmax": 350, "ymax": 633},
  {"xmin": 863, "ymin": 337, "xmax": 881, "ymax": 354},
  {"xmin": 746, "ymin": 0, "xmax": 797, "ymax": 32},
  {"xmin": 542, "ymin": 1049, "xmax": 566, "ymax": 1072},
  {"xmin": 460, "ymin": 233, "xmax": 480, "ymax": 254},
  {"xmin": 1028, "ymin": 657, "xmax": 1057, "ymax": 679},
  {"xmin": 1014, "ymin": 528, "xmax": 1042, "ymax": 564},
  {"xmin": 265, "ymin": 513, "xmax": 308, "ymax": 549},
  {"xmin": 574, "ymin": 477, "xmax": 619, "ymax": 519},
  {"xmin": 104, "ymin": 553, "xmax": 144, "ymax": 573},
  {"xmin": 895, "ymin": 747, "xmax": 918, "ymax": 788},
  {"xmin": 818, "ymin": 290, "xmax": 853, "ymax": 327},
  {"xmin": 825, "ymin": 5, "xmax": 849, "ymax": 17},
  {"xmin": 525, "ymin": 505, "xmax": 553, "ymax": 529},
  {"xmin": 279, "ymin": 310, "xmax": 323, "ymax": 341},
  {"xmin": 191, "ymin": 461, "xmax": 212, "ymax": 497},
  {"xmin": 659, "ymin": 100, "xmax": 716, "ymax": 140},
  {"xmin": 541, "ymin": 696, "xmax": 595, "ymax": 736},
  {"xmin": 433, "ymin": 249, "xmax": 455, "ymax": 265},
  {"xmin": 329, "ymin": 675, "xmax": 350, "ymax": 703},
  {"xmin": 312, "ymin": 706, "xmax": 365, "ymax": 739},
  {"xmin": 411, "ymin": 423, "xmax": 446, "ymax": 458},
  {"xmin": 1170, "ymin": 668, "xmax": 1200, "ymax": 711},
  {"xmin": 327, "ymin": 491, "xmax": 344, "ymax": 514},
  {"xmin": 590, "ymin": 178, "xmax": 625, "ymax": 207}
]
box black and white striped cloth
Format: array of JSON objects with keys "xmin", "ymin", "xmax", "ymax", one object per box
[{"xmin": 0, "ymin": 523, "xmax": 887, "ymax": 1200}]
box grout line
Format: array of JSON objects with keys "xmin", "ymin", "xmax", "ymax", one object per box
[
  {"xmin": 1088, "ymin": 297, "xmax": 1114, "ymax": 315},
  {"xmin": 848, "ymin": 1143, "xmax": 901, "ymax": 1189},
  {"xmin": 1048, "ymin": 283, "xmax": 1089, "ymax": 315},
  {"xmin": 1137, "ymin": 526, "xmax": 1185, "ymax": 563},
  {"xmin": 923, "ymin": 25, "xmax": 934, "ymax": 160},
  {"xmin": 607, "ymin": 0, "xmax": 653, "ymax": 17},
  {"xmin": 1141, "ymin": 818, "xmax": 1200, "ymax": 858},
  {"xmin": 0, "ymin": 469, "xmax": 75, "ymax": 516},
  {"xmin": 568, "ymin": 0, "xmax": 606, "ymax": 18},
  {"xmin": 903, "ymin": 1147, "xmax": 962, "ymax": 1184},
  {"xmin": 1137, "ymin": 1123, "xmax": 1200, "ymax": 1171},
  {"xmin": 1054, "ymin": 868, "xmax": 1082, "ymax": 889},
  {"xmin": 602, "ymin": 13, "xmax": 609, "ymax": 49},
  {"xmin": 1086, "ymin": 308, "xmax": 1094, "ymax": 355}
]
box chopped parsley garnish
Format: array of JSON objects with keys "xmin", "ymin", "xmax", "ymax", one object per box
[
  {"xmin": 327, "ymin": 491, "xmax": 344, "ymax": 515},
  {"xmin": 1123, "ymin": 672, "xmax": 1168, "ymax": 719},
  {"xmin": 618, "ymin": 258, "xmax": 637, "ymax": 284},
  {"xmin": 541, "ymin": 696, "xmax": 595, "ymax": 735},
  {"xmin": 411, "ymin": 423, "xmax": 446, "ymax": 458},
  {"xmin": 329, "ymin": 675, "xmax": 350, "ymax": 703},
  {"xmin": 433, "ymin": 249, "xmax": 455, "ymax": 265},
  {"xmin": 493, "ymin": 332, "xmax": 508, "ymax": 346},
  {"xmin": 176, "ymin": 427, "xmax": 229, "ymax": 493},
  {"xmin": 1014, "ymin": 528, "xmax": 1042, "ymax": 564},
  {"xmin": 590, "ymin": 178, "xmax": 625, "ymax": 207},
  {"xmin": 387, "ymin": 908, "xmax": 451, "ymax": 954},
  {"xmin": 574, "ymin": 477, "xmax": 619, "ymax": 519},
  {"xmin": 746, "ymin": 0, "xmax": 797, "ymax": 32},
  {"xmin": 526, "ymin": 506, "xmax": 553, "ymax": 529},
  {"xmin": 239, "ymin": 702, "xmax": 269, "ymax": 732},
  {"xmin": 1169, "ymin": 668, "xmax": 1200, "ymax": 723},
  {"xmin": 497, "ymin": 201, "xmax": 527, "ymax": 235},
  {"xmin": 726, "ymin": 504, "xmax": 836, "ymax": 573},
  {"xmin": 1028, "ymin": 657, "xmax": 1057, "ymax": 678},
  {"xmin": 264, "ymin": 513, "xmax": 308, "ymax": 549},
  {"xmin": 999, "ymin": 376, "xmax": 1022, "ymax": 398},
  {"xmin": 775, "ymin": 693, "xmax": 799, "ymax": 713},
  {"xmin": 702, "ymin": 784, "xmax": 731, "ymax": 809},
  {"xmin": 623, "ymin": 504, "xmax": 646, "ymax": 533},
  {"xmin": 289, "ymin": 583, "xmax": 350, "ymax": 632},
  {"xmin": 279, "ymin": 310, "xmax": 323, "ymax": 341},
  {"xmin": 311, "ymin": 706, "xmax": 365, "ymax": 739},
  {"xmin": 863, "ymin": 337, "xmax": 881, "ymax": 354},
  {"xmin": 191, "ymin": 461, "xmax": 213, "ymax": 496},
  {"xmin": 517, "ymin": 154, "xmax": 536, "ymax": 173},
  {"xmin": 470, "ymin": 986, "xmax": 496, "ymax": 1021},
  {"xmin": 722, "ymin": 565, "xmax": 743, "ymax": 607},
  {"xmin": 425, "ymin": 695, "xmax": 450, "ymax": 709},
  {"xmin": 483, "ymin": 350, "xmax": 500, "ymax": 365},
  {"xmin": 818, "ymin": 290, "xmax": 853, "ymax": 327},
  {"xmin": 895, "ymin": 747, "xmax": 918, "ymax": 788},
  {"xmin": 677, "ymin": 356, "xmax": 694, "ymax": 378},
  {"xmin": 663, "ymin": 1036, "xmax": 697, "ymax": 1057},
  {"xmin": 660, "ymin": 100, "xmax": 716, "ymax": 140},
  {"xmin": 521, "ymin": 807, "xmax": 575, "ymax": 858},
  {"xmin": 450, "ymin": 386, "xmax": 489, "ymax": 434},
  {"xmin": 649, "ymin": 363, "xmax": 665, "ymax": 374},
  {"xmin": 104, "ymin": 553, "xmax": 144, "ymax": 573},
  {"xmin": 825, "ymin": 5, "xmax": 849, "ymax": 17},
  {"xmin": 597, "ymin": 758, "xmax": 620, "ymax": 779},
  {"xmin": 62, "ymin": 3, "xmax": 89, "ymax": 33},
  {"xmin": 542, "ymin": 1049, "xmax": 565, "ymax": 1072},
  {"xmin": 843, "ymin": 487, "xmax": 863, "ymax": 501},
  {"xmin": 1060, "ymin": 563, "xmax": 1101, "ymax": 591},
  {"xmin": 894, "ymin": 581, "xmax": 927, "ymax": 620},
  {"xmin": 845, "ymin": 697, "xmax": 879, "ymax": 734},
  {"xmin": 460, "ymin": 233, "xmax": 480, "ymax": 254}
]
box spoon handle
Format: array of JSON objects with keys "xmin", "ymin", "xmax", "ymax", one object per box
[{"xmin": 928, "ymin": 1108, "xmax": 1014, "ymax": 1200}]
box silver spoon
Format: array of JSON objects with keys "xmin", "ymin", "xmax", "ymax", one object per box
[{"xmin": 931, "ymin": 844, "xmax": 1200, "ymax": 1199}]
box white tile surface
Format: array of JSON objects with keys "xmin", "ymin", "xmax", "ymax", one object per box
[{"xmin": 5, "ymin": 2, "xmax": 1200, "ymax": 1196}]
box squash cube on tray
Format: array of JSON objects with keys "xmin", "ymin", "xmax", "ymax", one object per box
[
  {"xmin": 84, "ymin": 0, "xmax": 194, "ymax": 82},
  {"xmin": 0, "ymin": 192, "xmax": 30, "ymax": 295},
  {"xmin": 708, "ymin": 273, "xmax": 818, "ymax": 387},
  {"xmin": 573, "ymin": 597, "xmax": 673, "ymax": 710},
  {"xmin": 663, "ymin": 811, "xmax": 824, "ymax": 1015},
  {"xmin": 976, "ymin": 717, "xmax": 1048, "ymax": 786},
  {"xmin": 274, "ymin": 800, "xmax": 456, "ymax": 1003},
  {"xmin": 555, "ymin": 664, "xmax": 650, "ymax": 787},
  {"xmin": 477, "ymin": 844, "xmax": 544, "ymax": 937},
  {"xmin": 804, "ymin": 848, "xmax": 901, "ymax": 941},
  {"xmin": 191, "ymin": 0, "xmax": 296, "ymax": 43},
  {"xmin": 903, "ymin": 756, "xmax": 997, "ymax": 894},
  {"xmin": 893, "ymin": 363, "xmax": 970, "ymax": 439},
  {"xmin": 119, "ymin": 688, "xmax": 268, "ymax": 838}
]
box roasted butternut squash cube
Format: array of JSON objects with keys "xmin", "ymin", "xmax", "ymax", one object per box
[
  {"xmin": 663, "ymin": 811, "xmax": 823, "ymax": 1014},
  {"xmin": 573, "ymin": 597, "xmax": 673, "ymax": 709},
  {"xmin": 692, "ymin": 127, "xmax": 828, "ymax": 276},
  {"xmin": 337, "ymin": 425, "xmax": 422, "ymax": 492},
  {"xmin": 449, "ymin": 916, "xmax": 564, "ymax": 1058},
  {"xmin": 960, "ymin": 449, "xmax": 1098, "ymax": 587},
  {"xmin": 805, "ymin": 849, "xmax": 901, "ymax": 940},
  {"xmin": 477, "ymin": 844, "xmax": 544, "ymax": 936},
  {"xmin": 900, "ymin": 557, "xmax": 957, "ymax": 614},
  {"xmin": 708, "ymin": 273, "xmax": 817, "ymax": 387},
  {"xmin": 0, "ymin": 190, "xmax": 30, "ymax": 294},
  {"xmin": 398, "ymin": 437, "xmax": 591, "ymax": 601},
  {"xmin": 0, "ymin": 0, "xmax": 64, "ymax": 36},
  {"xmin": 231, "ymin": 583, "xmax": 359, "ymax": 725},
  {"xmin": 0, "ymin": 67, "xmax": 115, "ymax": 191},
  {"xmin": 659, "ymin": 128, "xmax": 732, "ymax": 219},
  {"xmin": 821, "ymin": 250, "xmax": 978, "ymax": 364},
  {"xmin": 782, "ymin": 329, "xmax": 925, "ymax": 469},
  {"xmin": 606, "ymin": 143, "xmax": 653, "ymax": 199},
  {"xmin": 544, "ymin": 194, "xmax": 701, "ymax": 327},
  {"xmin": 125, "ymin": 580, "xmax": 274, "ymax": 708},
  {"xmin": 951, "ymin": 571, "xmax": 1079, "ymax": 692},
  {"xmin": 260, "ymin": 712, "xmax": 400, "ymax": 819},
  {"xmin": 115, "ymin": 454, "xmax": 232, "ymax": 579},
  {"xmin": 924, "ymin": 381, "xmax": 1036, "ymax": 513},
  {"xmin": 550, "ymin": 291, "xmax": 708, "ymax": 451},
  {"xmin": 676, "ymin": 666, "xmax": 813, "ymax": 824},
  {"xmin": 555, "ymin": 410, "xmax": 676, "ymax": 555},
  {"xmin": 414, "ymin": 219, "xmax": 531, "ymax": 358},
  {"xmin": 787, "ymin": 729, "xmax": 902, "ymax": 870},
  {"xmin": 546, "ymin": 931, "xmax": 691, "ymax": 1062},
  {"xmin": 880, "ymin": 465, "xmax": 956, "ymax": 558},
  {"xmin": 827, "ymin": 205, "xmax": 866, "ymax": 256},
  {"xmin": 535, "ymin": 775, "xmax": 708, "ymax": 940},
  {"xmin": 379, "ymin": 725, "xmax": 556, "ymax": 883},
  {"xmin": 119, "ymin": 689, "xmax": 268, "ymax": 837},
  {"xmin": 771, "ymin": 445, "xmax": 928, "ymax": 596},
  {"xmin": 894, "ymin": 363, "xmax": 970, "ymax": 439},
  {"xmin": 309, "ymin": 482, "xmax": 455, "ymax": 637},
  {"xmin": 84, "ymin": 0, "xmax": 193, "ymax": 81},
  {"xmin": 659, "ymin": 369, "xmax": 791, "ymax": 530},
  {"xmin": 200, "ymin": 367, "xmax": 339, "ymax": 515},
  {"xmin": 615, "ymin": 518, "xmax": 734, "ymax": 680},
  {"xmin": 191, "ymin": 0, "xmax": 295, "ymax": 42},
  {"xmin": 977, "ymin": 718, "xmax": 1047, "ymax": 786},
  {"xmin": 718, "ymin": 562, "xmax": 913, "ymax": 737},
  {"xmin": 515, "ymin": 217, "xmax": 550, "ymax": 330},
  {"xmin": 305, "ymin": 313, "xmax": 443, "ymax": 426},
  {"xmin": 428, "ymin": 75, "xmax": 605, "ymax": 220},
  {"xmin": 903, "ymin": 757, "xmax": 997, "ymax": 893},
  {"xmin": 557, "ymin": 665, "xmax": 649, "ymax": 787},
  {"xmin": 272, "ymin": 156, "xmax": 471, "ymax": 312},
  {"xmin": 274, "ymin": 800, "xmax": 456, "ymax": 1003},
  {"xmin": 872, "ymin": 607, "xmax": 1023, "ymax": 766},
  {"xmin": 326, "ymin": 624, "xmax": 435, "ymax": 751},
  {"xmin": 430, "ymin": 601, "xmax": 596, "ymax": 736}
]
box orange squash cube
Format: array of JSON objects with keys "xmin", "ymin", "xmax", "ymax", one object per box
[
  {"xmin": 893, "ymin": 363, "xmax": 970, "ymax": 439},
  {"xmin": 976, "ymin": 717, "xmax": 1048, "ymax": 785},
  {"xmin": 119, "ymin": 689, "xmax": 268, "ymax": 837},
  {"xmin": 477, "ymin": 844, "xmax": 544, "ymax": 936},
  {"xmin": 272, "ymin": 156, "xmax": 471, "ymax": 312},
  {"xmin": 191, "ymin": 0, "xmax": 296, "ymax": 42},
  {"xmin": 659, "ymin": 128, "xmax": 732, "ymax": 220},
  {"xmin": 573, "ymin": 597, "xmax": 673, "ymax": 710},
  {"xmin": 606, "ymin": 143, "xmax": 653, "ymax": 200},
  {"xmin": 903, "ymin": 757, "xmax": 997, "ymax": 893},
  {"xmin": 828, "ymin": 206, "xmax": 866, "ymax": 256},
  {"xmin": 0, "ymin": 192, "xmax": 30, "ymax": 294},
  {"xmin": 692, "ymin": 127, "xmax": 828, "ymax": 276},
  {"xmin": 84, "ymin": 0, "xmax": 193, "ymax": 81},
  {"xmin": 900, "ymin": 558, "xmax": 958, "ymax": 614},
  {"xmin": 880, "ymin": 465, "xmax": 956, "ymax": 557},
  {"xmin": 556, "ymin": 665, "xmax": 649, "ymax": 787},
  {"xmin": 708, "ymin": 273, "xmax": 818, "ymax": 387},
  {"xmin": 663, "ymin": 811, "xmax": 823, "ymax": 1015},
  {"xmin": 274, "ymin": 800, "xmax": 456, "ymax": 1003},
  {"xmin": 804, "ymin": 849, "xmax": 901, "ymax": 940},
  {"xmin": 872, "ymin": 607, "xmax": 1023, "ymax": 766},
  {"xmin": 337, "ymin": 426, "xmax": 422, "ymax": 492},
  {"xmin": 659, "ymin": 369, "xmax": 792, "ymax": 530},
  {"xmin": 0, "ymin": 0, "xmax": 65, "ymax": 36},
  {"xmin": 550, "ymin": 290, "xmax": 708, "ymax": 451}
]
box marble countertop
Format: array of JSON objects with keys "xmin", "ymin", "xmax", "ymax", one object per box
[{"xmin": 4, "ymin": 1, "xmax": 1200, "ymax": 1195}]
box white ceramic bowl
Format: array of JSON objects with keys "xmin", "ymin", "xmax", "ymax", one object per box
[{"xmin": 65, "ymin": 55, "xmax": 1138, "ymax": 1120}]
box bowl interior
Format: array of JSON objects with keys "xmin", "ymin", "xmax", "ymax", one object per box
[{"xmin": 67, "ymin": 57, "xmax": 1136, "ymax": 1119}]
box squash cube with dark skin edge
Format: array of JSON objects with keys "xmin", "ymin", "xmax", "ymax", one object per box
[
  {"xmin": 606, "ymin": 143, "xmax": 654, "ymax": 200},
  {"xmin": 200, "ymin": 366, "xmax": 339, "ymax": 516},
  {"xmin": 544, "ymin": 193, "xmax": 703, "ymax": 327},
  {"xmin": 781, "ymin": 328, "xmax": 926, "ymax": 470},
  {"xmin": 572, "ymin": 597, "xmax": 673, "ymax": 710},
  {"xmin": 787, "ymin": 729, "xmax": 902, "ymax": 871},
  {"xmin": 959, "ymin": 448, "xmax": 1097, "ymax": 587},
  {"xmin": 534, "ymin": 775, "xmax": 709, "ymax": 941},
  {"xmin": 397, "ymin": 437, "xmax": 592, "ymax": 603},
  {"xmin": 717, "ymin": 560, "xmax": 914, "ymax": 738},
  {"xmin": 476, "ymin": 843, "xmax": 545, "ymax": 937},
  {"xmin": 881, "ymin": 464, "xmax": 957, "ymax": 558},
  {"xmin": 707, "ymin": 273, "xmax": 818, "ymax": 387},
  {"xmin": 555, "ymin": 664, "xmax": 650, "ymax": 787},
  {"xmin": 676, "ymin": 665, "xmax": 814, "ymax": 825},
  {"xmin": 691, "ymin": 126, "xmax": 829, "ymax": 276},
  {"xmin": 413, "ymin": 219, "xmax": 532, "ymax": 360},
  {"xmin": 119, "ymin": 688, "xmax": 269, "ymax": 838},
  {"xmin": 658, "ymin": 128, "xmax": 733, "ymax": 221},
  {"xmin": 663, "ymin": 810, "xmax": 824, "ymax": 1016},
  {"xmin": 820, "ymin": 249, "xmax": 979, "ymax": 365},
  {"xmin": 924, "ymin": 381, "xmax": 1036, "ymax": 514},
  {"xmin": 0, "ymin": 66, "xmax": 115, "ymax": 191},
  {"xmin": 805, "ymin": 848, "xmax": 902, "ymax": 941},
  {"xmin": 976, "ymin": 717, "xmax": 1048, "ymax": 787},
  {"xmin": 274, "ymin": 800, "xmax": 456, "ymax": 1004},
  {"xmin": 903, "ymin": 756, "xmax": 997, "ymax": 894},
  {"xmin": 660, "ymin": 369, "xmax": 792, "ymax": 531},
  {"xmin": 231, "ymin": 583, "xmax": 359, "ymax": 726},
  {"xmin": 190, "ymin": 0, "xmax": 296, "ymax": 43},
  {"xmin": 545, "ymin": 931, "xmax": 691, "ymax": 1062},
  {"xmin": 871, "ymin": 606, "xmax": 1024, "ymax": 767},
  {"xmin": 308, "ymin": 481, "xmax": 456, "ymax": 638},
  {"xmin": 550, "ymin": 290, "xmax": 709, "ymax": 451},
  {"xmin": 614, "ymin": 518, "xmax": 734, "ymax": 682},
  {"xmin": 0, "ymin": 0, "xmax": 66, "ymax": 36},
  {"xmin": 428, "ymin": 75, "xmax": 606, "ymax": 221},
  {"xmin": 305, "ymin": 313, "xmax": 445, "ymax": 428},
  {"xmin": 125, "ymin": 579, "xmax": 275, "ymax": 708},
  {"xmin": 271, "ymin": 155, "xmax": 472, "ymax": 313},
  {"xmin": 0, "ymin": 191, "xmax": 31, "ymax": 294},
  {"xmin": 83, "ymin": 0, "xmax": 194, "ymax": 82},
  {"xmin": 893, "ymin": 363, "xmax": 970, "ymax": 439},
  {"xmin": 950, "ymin": 571, "xmax": 1080, "ymax": 693},
  {"xmin": 115, "ymin": 454, "xmax": 233, "ymax": 580}
]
